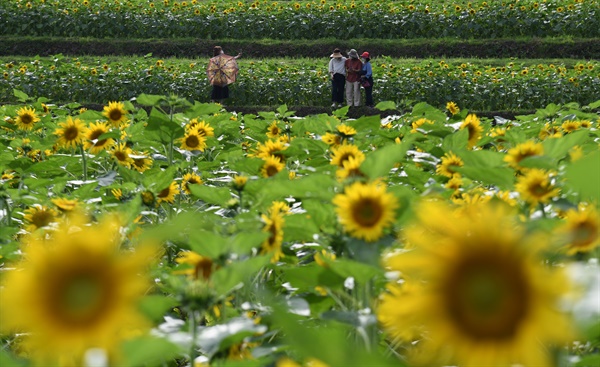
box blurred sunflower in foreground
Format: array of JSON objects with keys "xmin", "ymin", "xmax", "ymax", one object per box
[
  {"xmin": 0, "ymin": 214, "xmax": 157, "ymax": 366},
  {"xmin": 378, "ymin": 201, "xmax": 575, "ymax": 367}
]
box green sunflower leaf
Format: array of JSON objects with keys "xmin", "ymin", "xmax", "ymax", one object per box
[
  {"xmin": 121, "ymin": 336, "xmax": 180, "ymax": 367},
  {"xmin": 188, "ymin": 184, "xmax": 232, "ymax": 207},
  {"xmin": 564, "ymin": 150, "xmax": 600, "ymax": 201},
  {"xmin": 362, "ymin": 136, "xmax": 415, "ymax": 179}
]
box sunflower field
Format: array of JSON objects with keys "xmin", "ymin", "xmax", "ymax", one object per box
[
  {"xmin": 2, "ymin": 56, "xmax": 599, "ymax": 110},
  {"xmin": 2, "ymin": 0, "xmax": 600, "ymax": 365},
  {"xmin": 1, "ymin": 0, "xmax": 599, "ymax": 39},
  {"xmin": 1, "ymin": 92, "xmax": 599, "ymax": 366}
]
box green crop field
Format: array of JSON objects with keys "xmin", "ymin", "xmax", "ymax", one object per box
[{"xmin": 1, "ymin": 1, "xmax": 599, "ymax": 367}]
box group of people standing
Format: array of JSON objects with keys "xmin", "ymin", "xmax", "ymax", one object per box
[
  {"xmin": 328, "ymin": 48, "xmax": 374, "ymax": 108},
  {"xmin": 207, "ymin": 45, "xmax": 374, "ymax": 108}
]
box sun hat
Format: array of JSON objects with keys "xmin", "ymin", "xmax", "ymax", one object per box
[
  {"xmin": 348, "ymin": 49, "xmax": 359, "ymax": 59},
  {"xmin": 330, "ymin": 48, "xmax": 343, "ymax": 58},
  {"xmin": 360, "ymin": 51, "xmax": 370, "ymax": 58}
]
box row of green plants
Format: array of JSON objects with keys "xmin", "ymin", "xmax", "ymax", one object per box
[
  {"xmin": 1, "ymin": 0, "xmax": 598, "ymax": 39},
  {"xmin": 2, "ymin": 56, "xmax": 599, "ymax": 111},
  {"xmin": 1, "ymin": 93, "xmax": 599, "ymax": 367}
]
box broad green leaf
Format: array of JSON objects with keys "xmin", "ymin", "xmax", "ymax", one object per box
[
  {"xmin": 362, "ymin": 137, "xmax": 415, "ymax": 179},
  {"xmin": 139, "ymin": 295, "xmax": 178, "ymax": 322},
  {"xmin": 283, "ymin": 264, "xmax": 345, "ymax": 291},
  {"xmin": 228, "ymin": 232, "xmax": 270, "ymax": 255},
  {"xmin": 189, "ymin": 184, "xmax": 232, "ymax": 207},
  {"xmin": 13, "ymin": 89, "xmax": 29, "ymax": 102},
  {"xmin": 518, "ymin": 155, "xmax": 558, "ymax": 170},
  {"xmin": 564, "ymin": 151, "xmax": 600, "ymax": 201},
  {"xmin": 410, "ymin": 102, "xmax": 447, "ymax": 123},
  {"xmin": 458, "ymin": 149, "xmax": 506, "ymax": 167},
  {"xmin": 349, "ymin": 114, "xmax": 381, "ymax": 133},
  {"xmin": 188, "ymin": 230, "xmax": 230, "ymax": 258},
  {"xmin": 282, "ymin": 213, "xmax": 320, "ymax": 242},
  {"xmin": 327, "ymin": 258, "xmax": 383, "ymax": 284},
  {"xmin": 0, "ymin": 349, "xmax": 27, "ymax": 367},
  {"xmin": 455, "ymin": 166, "xmax": 515, "ymax": 189},
  {"xmin": 121, "ymin": 336, "xmax": 180, "ymax": 367},
  {"xmin": 442, "ymin": 128, "xmax": 468, "ymax": 152},
  {"xmin": 212, "ymin": 255, "xmax": 271, "ymax": 294},
  {"xmin": 375, "ymin": 101, "xmax": 396, "ymax": 111},
  {"xmin": 136, "ymin": 93, "xmax": 167, "ymax": 106},
  {"xmin": 542, "ymin": 130, "xmax": 589, "ymax": 160}
]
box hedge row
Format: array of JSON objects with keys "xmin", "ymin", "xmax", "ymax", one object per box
[{"xmin": 2, "ymin": 37, "xmax": 599, "ymax": 59}]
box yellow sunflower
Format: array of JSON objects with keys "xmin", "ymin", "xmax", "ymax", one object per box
[
  {"xmin": 22, "ymin": 204, "xmax": 58, "ymax": 232},
  {"xmin": 141, "ymin": 190, "xmax": 156, "ymax": 206},
  {"xmin": 232, "ymin": 174, "xmax": 248, "ymax": 191},
  {"xmin": 336, "ymin": 124, "xmax": 357, "ymax": 137},
  {"xmin": 504, "ymin": 141, "xmax": 544, "ymax": 170},
  {"xmin": 179, "ymin": 128, "xmax": 207, "ymax": 151},
  {"xmin": 181, "ymin": 172, "xmax": 203, "ymax": 194},
  {"xmin": 261, "ymin": 204, "xmax": 286, "ymax": 263},
  {"xmin": 175, "ymin": 251, "xmax": 214, "ymax": 280},
  {"xmin": 378, "ymin": 201, "xmax": 575, "ymax": 367},
  {"xmin": 460, "ymin": 114, "xmax": 483, "ymax": 149},
  {"xmin": 54, "ymin": 116, "xmax": 87, "ymax": 148},
  {"xmin": 157, "ymin": 181, "xmax": 179, "ymax": 204},
  {"xmin": 559, "ymin": 204, "xmax": 599, "ymax": 255},
  {"xmin": 102, "ymin": 101, "xmax": 129, "ymax": 126},
  {"xmin": 84, "ymin": 121, "xmax": 114, "ymax": 154},
  {"xmin": 130, "ymin": 151, "xmax": 153, "ymax": 172},
  {"xmin": 515, "ymin": 168, "xmax": 560, "ymax": 207},
  {"xmin": 336, "ymin": 155, "xmax": 365, "ymax": 181},
  {"xmin": 0, "ymin": 214, "xmax": 154, "ymax": 366},
  {"xmin": 254, "ymin": 139, "xmax": 287, "ymax": 160},
  {"xmin": 187, "ymin": 118, "xmax": 215, "ymax": 137},
  {"xmin": 332, "ymin": 181, "xmax": 399, "ymax": 242},
  {"xmin": 266, "ymin": 120, "xmax": 282, "ymax": 139},
  {"xmin": 446, "ymin": 101, "xmax": 460, "ymax": 115},
  {"xmin": 329, "ymin": 143, "xmax": 365, "ymax": 168},
  {"xmin": 110, "ymin": 142, "xmax": 134, "ymax": 168},
  {"xmin": 410, "ymin": 118, "xmax": 434, "ymax": 133},
  {"xmin": 14, "ymin": 106, "xmax": 41, "ymax": 131},
  {"xmin": 51, "ymin": 197, "xmax": 79, "ymax": 212},
  {"xmin": 321, "ymin": 132, "xmax": 342, "ymax": 147},
  {"xmin": 561, "ymin": 120, "xmax": 580, "ymax": 133},
  {"xmin": 261, "ymin": 155, "xmax": 285, "ymax": 178},
  {"xmin": 539, "ymin": 123, "xmax": 562, "ymax": 140},
  {"xmin": 436, "ymin": 151, "xmax": 464, "ymax": 178}
]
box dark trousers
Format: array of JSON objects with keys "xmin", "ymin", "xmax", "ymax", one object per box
[
  {"xmin": 331, "ymin": 73, "xmax": 345, "ymax": 103},
  {"xmin": 364, "ymin": 78, "xmax": 374, "ymax": 107}
]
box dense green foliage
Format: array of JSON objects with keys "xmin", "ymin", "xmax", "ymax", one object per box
[
  {"xmin": 2, "ymin": 55, "xmax": 598, "ymax": 110},
  {"xmin": 1, "ymin": 0, "xmax": 599, "ymax": 39}
]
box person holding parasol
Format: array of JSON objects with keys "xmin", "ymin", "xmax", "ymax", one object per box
[{"xmin": 207, "ymin": 46, "xmax": 242, "ymax": 104}]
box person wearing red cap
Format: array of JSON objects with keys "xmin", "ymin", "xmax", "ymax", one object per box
[{"xmin": 360, "ymin": 51, "xmax": 374, "ymax": 107}]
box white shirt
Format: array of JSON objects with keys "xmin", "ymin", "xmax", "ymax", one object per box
[{"xmin": 329, "ymin": 57, "xmax": 347, "ymax": 76}]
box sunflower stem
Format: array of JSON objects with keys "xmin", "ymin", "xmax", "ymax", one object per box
[
  {"xmin": 190, "ymin": 310, "xmax": 198, "ymax": 365},
  {"xmin": 79, "ymin": 144, "xmax": 88, "ymax": 181}
]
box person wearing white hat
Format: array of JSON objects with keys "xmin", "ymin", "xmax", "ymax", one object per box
[
  {"xmin": 345, "ymin": 49, "xmax": 363, "ymax": 107},
  {"xmin": 328, "ymin": 48, "xmax": 346, "ymax": 108}
]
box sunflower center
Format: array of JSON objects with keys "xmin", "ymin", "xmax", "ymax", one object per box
[
  {"xmin": 31, "ymin": 211, "xmax": 54, "ymax": 228},
  {"xmin": 64, "ymin": 126, "xmax": 79, "ymax": 141},
  {"xmin": 444, "ymin": 257, "xmax": 529, "ymax": 340},
  {"xmin": 90, "ymin": 129, "xmax": 108, "ymax": 146},
  {"xmin": 158, "ymin": 187, "xmax": 171, "ymax": 198},
  {"xmin": 265, "ymin": 164, "xmax": 280, "ymax": 177},
  {"xmin": 115, "ymin": 151, "xmax": 127, "ymax": 161},
  {"xmin": 186, "ymin": 135, "xmax": 200, "ymax": 148},
  {"xmin": 21, "ymin": 114, "xmax": 33, "ymax": 125},
  {"xmin": 530, "ymin": 182, "xmax": 549, "ymax": 197},
  {"xmin": 50, "ymin": 270, "xmax": 111, "ymax": 327},
  {"xmin": 573, "ymin": 221, "xmax": 596, "ymax": 247},
  {"xmin": 352, "ymin": 198, "xmax": 383, "ymax": 227},
  {"xmin": 109, "ymin": 109, "xmax": 122, "ymax": 122}
]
